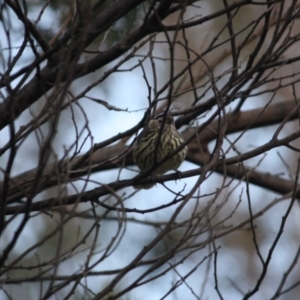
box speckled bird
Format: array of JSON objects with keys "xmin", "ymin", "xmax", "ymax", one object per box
[{"xmin": 133, "ymin": 113, "xmax": 188, "ymax": 189}]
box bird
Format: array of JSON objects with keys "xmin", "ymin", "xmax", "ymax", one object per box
[{"xmin": 133, "ymin": 112, "xmax": 188, "ymax": 189}]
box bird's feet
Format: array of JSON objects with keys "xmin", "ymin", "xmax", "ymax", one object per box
[{"xmin": 173, "ymin": 169, "xmax": 183, "ymax": 184}]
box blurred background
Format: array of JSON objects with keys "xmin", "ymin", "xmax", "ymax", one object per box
[{"xmin": 1, "ymin": 1, "xmax": 300, "ymax": 299}]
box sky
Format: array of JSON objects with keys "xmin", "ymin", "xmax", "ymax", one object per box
[{"xmin": 1, "ymin": 1, "xmax": 300, "ymax": 300}]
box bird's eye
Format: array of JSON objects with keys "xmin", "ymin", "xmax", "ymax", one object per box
[{"xmin": 158, "ymin": 119, "xmax": 163, "ymax": 124}]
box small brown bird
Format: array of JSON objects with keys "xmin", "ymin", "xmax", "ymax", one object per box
[{"xmin": 133, "ymin": 113, "xmax": 188, "ymax": 189}]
